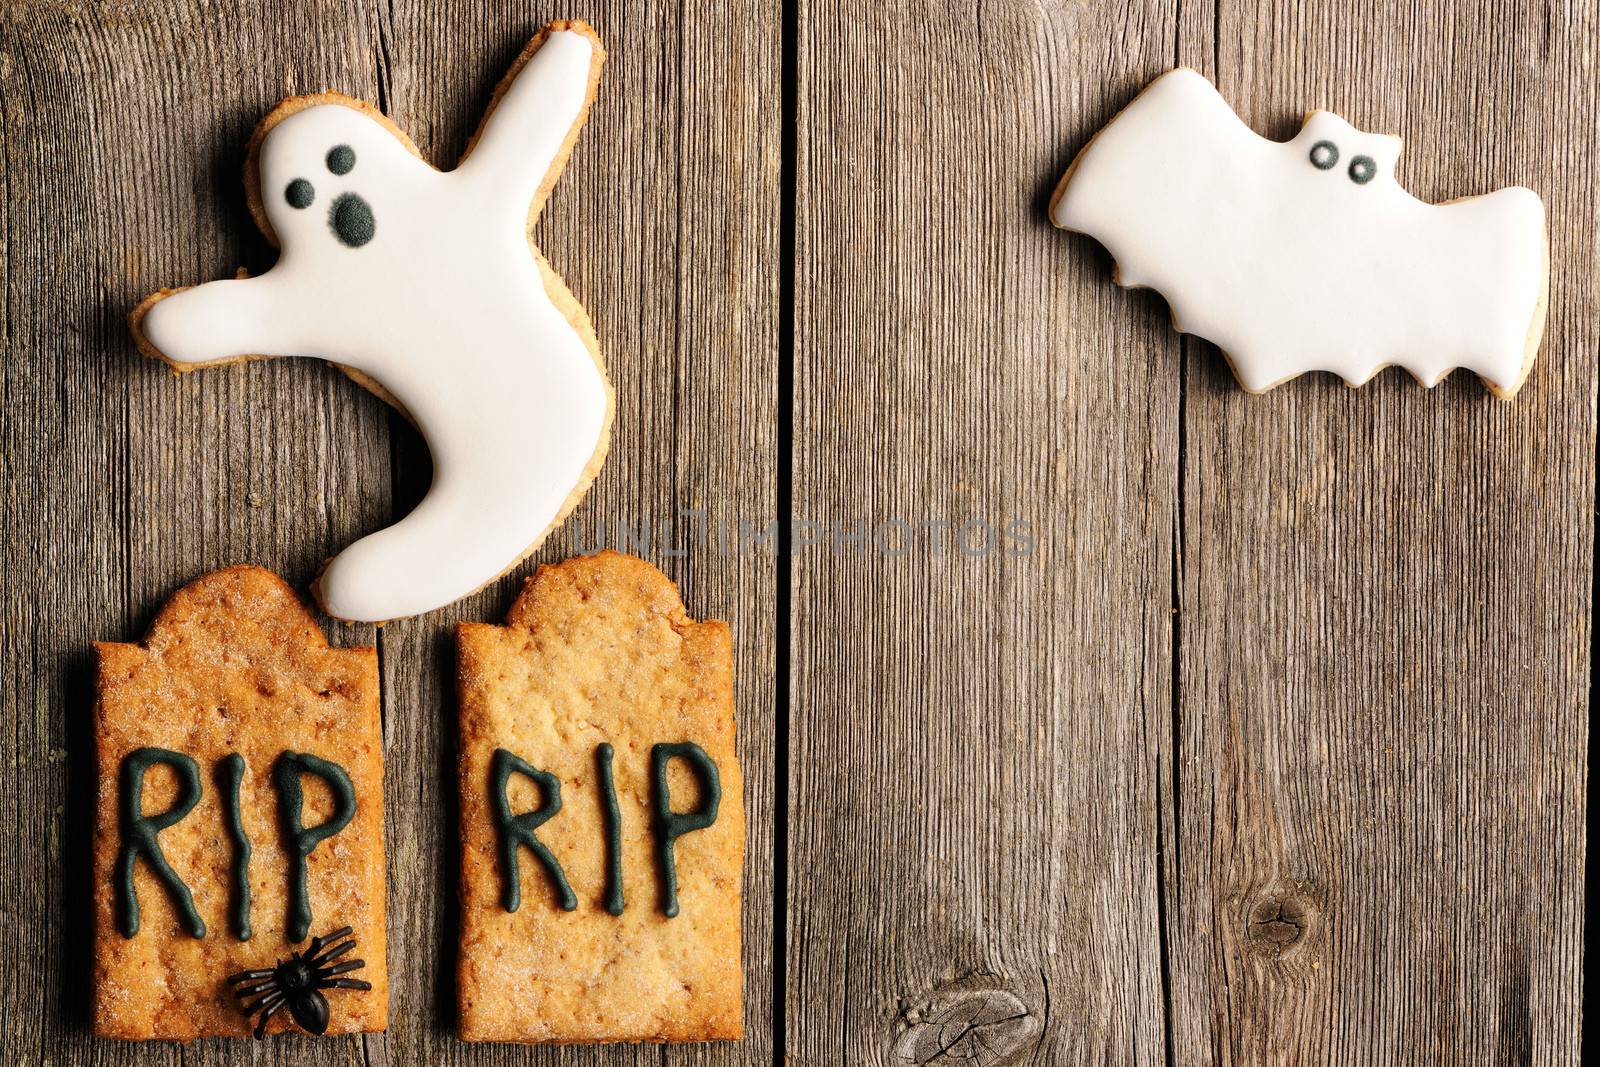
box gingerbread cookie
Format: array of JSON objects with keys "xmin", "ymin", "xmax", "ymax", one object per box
[
  {"xmin": 1050, "ymin": 69, "xmax": 1547, "ymax": 398},
  {"xmin": 92, "ymin": 566, "xmax": 386, "ymax": 1040},
  {"xmin": 456, "ymin": 551, "xmax": 744, "ymax": 1043},
  {"xmin": 130, "ymin": 21, "xmax": 615, "ymax": 623}
]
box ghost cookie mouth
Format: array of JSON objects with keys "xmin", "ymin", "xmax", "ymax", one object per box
[
  {"xmin": 329, "ymin": 192, "xmax": 376, "ymax": 248},
  {"xmin": 281, "ymin": 144, "xmax": 376, "ymax": 248}
]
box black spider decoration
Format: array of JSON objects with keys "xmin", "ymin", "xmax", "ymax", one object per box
[{"xmin": 226, "ymin": 926, "xmax": 372, "ymax": 1038}]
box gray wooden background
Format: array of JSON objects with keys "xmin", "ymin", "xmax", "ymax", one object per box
[{"xmin": 2, "ymin": 1, "xmax": 1593, "ymax": 1064}]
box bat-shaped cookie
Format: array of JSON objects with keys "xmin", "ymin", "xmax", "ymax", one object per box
[{"xmin": 1050, "ymin": 69, "xmax": 1547, "ymax": 398}]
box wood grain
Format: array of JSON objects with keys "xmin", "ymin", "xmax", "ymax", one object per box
[
  {"xmin": 3, "ymin": 0, "xmax": 1595, "ymax": 1063},
  {"xmin": 1167, "ymin": 2, "xmax": 1596, "ymax": 1064},
  {"xmin": 788, "ymin": 1, "xmax": 1183, "ymax": 1062},
  {"xmin": 0, "ymin": 1, "xmax": 775, "ymax": 1064},
  {"xmin": 4, "ymin": 4, "xmax": 391, "ymax": 1065},
  {"xmin": 789, "ymin": 0, "xmax": 1594, "ymax": 1064},
  {"xmin": 367, "ymin": 4, "xmax": 777, "ymax": 1065}
]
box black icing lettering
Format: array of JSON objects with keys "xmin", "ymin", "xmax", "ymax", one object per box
[
  {"xmin": 217, "ymin": 753, "xmax": 253, "ymax": 941},
  {"xmin": 489, "ymin": 748, "xmax": 577, "ymax": 913},
  {"xmin": 115, "ymin": 747, "xmax": 206, "ymax": 939},
  {"xmin": 274, "ymin": 751, "xmax": 358, "ymax": 943},
  {"xmin": 597, "ymin": 743, "xmax": 624, "ymax": 915},
  {"xmin": 650, "ymin": 742, "xmax": 722, "ymax": 918}
]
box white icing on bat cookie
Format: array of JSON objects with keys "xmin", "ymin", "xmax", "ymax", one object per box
[
  {"xmin": 133, "ymin": 23, "xmax": 612, "ymax": 622},
  {"xmin": 1051, "ymin": 69, "xmax": 1547, "ymax": 398}
]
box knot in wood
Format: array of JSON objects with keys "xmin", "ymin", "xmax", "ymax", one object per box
[
  {"xmin": 1245, "ymin": 892, "xmax": 1315, "ymax": 959},
  {"xmin": 894, "ymin": 985, "xmax": 1040, "ymax": 1065}
]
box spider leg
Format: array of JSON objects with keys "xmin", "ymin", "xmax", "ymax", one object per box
[
  {"xmin": 241, "ymin": 990, "xmax": 285, "ymax": 1016},
  {"xmin": 304, "ymin": 926, "xmax": 354, "ymax": 958},
  {"xmin": 322, "ymin": 978, "xmax": 372, "ymax": 991},
  {"xmin": 307, "ymin": 938, "xmax": 357, "ymax": 968},
  {"xmin": 231, "ymin": 978, "xmax": 278, "ymax": 998},
  {"xmin": 252, "ymin": 998, "xmax": 288, "ymax": 1040},
  {"xmin": 315, "ymin": 958, "xmax": 366, "ymax": 980},
  {"xmin": 227, "ymin": 967, "xmax": 275, "ymax": 983}
]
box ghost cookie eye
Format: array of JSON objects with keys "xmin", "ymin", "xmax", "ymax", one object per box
[
  {"xmin": 285, "ymin": 179, "xmax": 315, "ymax": 209},
  {"xmin": 326, "ymin": 145, "xmax": 356, "ymax": 175},
  {"xmin": 1348, "ymin": 154, "xmax": 1377, "ymax": 184},
  {"xmin": 1308, "ymin": 139, "xmax": 1339, "ymax": 170}
]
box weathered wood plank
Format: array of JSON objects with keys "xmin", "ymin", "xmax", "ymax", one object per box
[
  {"xmin": 2, "ymin": 0, "xmax": 775, "ymax": 1063},
  {"xmin": 7, "ymin": 0, "xmax": 1596, "ymax": 1062},
  {"xmin": 1164, "ymin": 2, "xmax": 1596, "ymax": 1064},
  {"xmin": 788, "ymin": 2, "xmax": 1183, "ymax": 1062},
  {"xmin": 3, "ymin": 2, "xmax": 389, "ymax": 1065},
  {"xmin": 367, "ymin": 2, "xmax": 778, "ymax": 1065}
]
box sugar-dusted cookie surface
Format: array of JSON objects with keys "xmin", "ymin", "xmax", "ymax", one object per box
[
  {"xmin": 457, "ymin": 551, "xmax": 744, "ymax": 1044},
  {"xmin": 128, "ymin": 21, "xmax": 614, "ymax": 623},
  {"xmin": 92, "ymin": 566, "xmax": 387, "ymax": 1041},
  {"xmin": 1050, "ymin": 68, "xmax": 1547, "ymax": 398}
]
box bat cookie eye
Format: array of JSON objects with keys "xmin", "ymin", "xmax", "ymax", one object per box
[
  {"xmin": 1348, "ymin": 155, "xmax": 1377, "ymax": 185},
  {"xmin": 285, "ymin": 179, "xmax": 315, "ymax": 209},
  {"xmin": 326, "ymin": 145, "xmax": 356, "ymax": 175},
  {"xmin": 1308, "ymin": 140, "xmax": 1339, "ymax": 170}
]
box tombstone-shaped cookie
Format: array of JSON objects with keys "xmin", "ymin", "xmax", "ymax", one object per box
[
  {"xmin": 456, "ymin": 551, "xmax": 744, "ymax": 1043},
  {"xmin": 92, "ymin": 566, "xmax": 386, "ymax": 1040}
]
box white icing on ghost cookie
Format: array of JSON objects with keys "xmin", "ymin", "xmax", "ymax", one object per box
[
  {"xmin": 132, "ymin": 22, "xmax": 613, "ymax": 622},
  {"xmin": 1050, "ymin": 69, "xmax": 1547, "ymax": 398}
]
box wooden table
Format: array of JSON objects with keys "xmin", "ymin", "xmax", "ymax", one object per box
[{"xmin": 3, "ymin": 2, "xmax": 1593, "ymax": 1063}]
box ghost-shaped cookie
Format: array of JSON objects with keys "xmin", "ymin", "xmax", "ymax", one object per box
[
  {"xmin": 131, "ymin": 21, "xmax": 613, "ymax": 622},
  {"xmin": 1050, "ymin": 69, "xmax": 1547, "ymax": 398}
]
